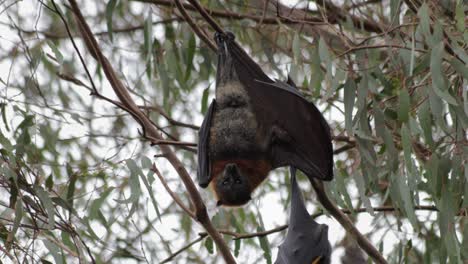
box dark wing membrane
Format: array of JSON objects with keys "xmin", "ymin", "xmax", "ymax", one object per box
[
  {"xmin": 197, "ymin": 99, "xmax": 216, "ymax": 188},
  {"xmin": 225, "ymin": 38, "xmax": 333, "ymax": 181}
]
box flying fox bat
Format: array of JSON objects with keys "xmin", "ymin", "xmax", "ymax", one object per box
[
  {"xmin": 275, "ymin": 167, "xmax": 331, "ymax": 264},
  {"xmin": 197, "ymin": 32, "xmax": 333, "ymax": 206}
]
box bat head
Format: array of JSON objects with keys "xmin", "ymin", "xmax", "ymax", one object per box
[{"xmin": 214, "ymin": 163, "xmax": 251, "ymax": 206}]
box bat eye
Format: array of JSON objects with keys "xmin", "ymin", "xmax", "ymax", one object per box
[
  {"xmin": 234, "ymin": 179, "xmax": 241, "ymax": 184},
  {"xmin": 222, "ymin": 180, "xmax": 229, "ymax": 186}
]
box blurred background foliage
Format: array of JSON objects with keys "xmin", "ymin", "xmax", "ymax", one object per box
[{"xmin": 0, "ymin": 0, "xmax": 466, "ymax": 263}]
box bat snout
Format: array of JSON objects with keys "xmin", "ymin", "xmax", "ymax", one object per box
[
  {"xmin": 214, "ymin": 163, "xmax": 252, "ymax": 206},
  {"xmin": 223, "ymin": 163, "xmax": 244, "ymax": 185},
  {"xmin": 225, "ymin": 163, "xmax": 237, "ymax": 173}
]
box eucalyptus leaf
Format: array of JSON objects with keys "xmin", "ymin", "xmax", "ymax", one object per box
[
  {"xmin": 35, "ymin": 187, "xmax": 55, "ymax": 230},
  {"xmin": 106, "ymin": 0, "xmax": 118, "ymax": 42},
  {"xmin": 430, "ymin": 42, "xmax": 457, "ymax": 105}
]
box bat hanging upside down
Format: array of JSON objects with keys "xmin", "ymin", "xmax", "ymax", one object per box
[{"xmin": 197, "ymin": 32, "xmax": 334, "ymax": 206}]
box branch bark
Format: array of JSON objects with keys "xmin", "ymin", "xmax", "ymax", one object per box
[
  {"xmin": 64, "ymin": 1, "xmax": 236, "ymax": 263},
  {"xmin": 310, "ymin": 179, "xmax": 388, "ymax": 264}
]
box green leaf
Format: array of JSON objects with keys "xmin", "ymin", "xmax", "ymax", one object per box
[
  {"xmin": 184, "ymin": 33, "xmax": 196, "ymax": 81},
  {"xmin": 45, "ymin": 174, "xmax": 53, "ymax": 190},
  {"xmin": 201, "ymin": 86, "xmax": 210, "ymax": 114},
  {"xmin": 430, "ymin": 42, "xmax": 457, "ymax": 105},
  {"xmin": 449, "ymin": 58, "xmax": 468, "ymax": 81},
  {"xmin": 438, "ymin": 186, "xmax": 456, "ymax": 235},
  {"xmin": 354, "ymin": 172, "xmax": 374, "ymax": 215},
  {"xmin": 43, "ymin": 239, "xmax": 64, "ymax": 264},
  {"xmin": 90, "ymin": 187, "xmax": 115, "ymax": 219},
  {"xmin": 51, "ymin": 197, "xmax": 76, "ymax": 216},
  {"xmin": 318, "ymin": 38, "xmax": 331, "ymax": 66},
  {"xmin": 66, "ymin": 171, "xmax": 77, "ymax": 209},
  {"xmin": 144, "ymin": 11, "xmax": 153, "ymax": 79},
  {"xmin": 400, "ymin": 124, "xmax": 416, "ymax": 186},
  {"xmin": 6, "ymin": 200, "xmax": 23, "ymax": 246},
  {"xmin": 396, "ymin": 172, "xmax": 419, "ymax": 230},
  {"xmin": 417, "ymin": 100, "xmax": 434, "ymax": 147},
  {"xmin": 141, "ymin": 156, "xmax": 152, "ymax": 169},
  {"xmin": 47, "ymin": 41, "xmax": 63, "ymax": 65},
  {"xmin": 455, "ymin": 3, "xmax": 465, "ymax": 32},
  {"xmin": 463, "ymin": 163, "xmax": 468, "ymax": 208},
  {"xmin": 0, "ymin": 103, "xmax": 10, "ymax": 132},
  {"xmin": 257, "ymin": 226, "xmax": 272, "ymax": 264},
  {"xmin": 0, "ymin": 131, "xmax": 13, "ymax": 152},
  {"xmin": 143, "ymin": 12, "xmax": 153, "ymax": 56},
  {"xmin": 234, "ymin": 239, "xmax": 241, "ymax": 257},
  {"xmin": 344, "ymin": 78, "xmax": 356, "ymax": 134},
  {"xmin": 106, "ymin": 0, "xmax": 118, "ymax": 42},
  {"xmin": 138, "ymin": 163, "xmax": 161, "ymax": 221},
  {"xmin": 204, "ymin": 237, "xmax": 213, "ymax": 254},
  {"xmin": 124, "ymin": 159, "xmax": 143, "ymax": 203},
  {"xmin": 374, "ymin": 106, "xmax": 398, "ymax": 170},
  {"xmin": 409, "ymin": 29, "xmax": 416, "ymax": 76},
  {"xmin": 35, "ymin": 186, "xmax": 55, "ymax": 230},
  {"xmin": 398, "ymin": 89, "xmax": 410, "ymax": 122},
  {"xmin": 309, "ymin": 45, "xmax": 323, "ymax": 95},
  {"xmin": 336, "ymin": 169, "xmax": 353, "ymax": 212},
  {"xmin": 70, "ymin": 113, "xmax": 83, "ymax": 125},
  {"xmin": 417, "ymin": 4, "xmax": 431, "ymax": 40},
  {"xmin": 292, "ymin": 32, "xmax": 301, "ymax": 63}
]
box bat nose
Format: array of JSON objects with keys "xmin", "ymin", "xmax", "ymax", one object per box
[{"xmin": 226, "ymin": 163, "xmax": 237, "ymax": 173}]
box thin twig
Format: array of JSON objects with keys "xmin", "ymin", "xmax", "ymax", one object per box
[
  {"xmin": 139, "ymin": 105, "xmax": 199, "ymax": 130},
  {"xmin": 160, "ymin": 233, "xmax": 208, "ymax": 263},
  {"xmin": 152, "ymin": 164, "xmax": 195, "ymax": 218},
  {"xmin": 185, "ymin": 0, "xmax": 224, "ymax": 33},
  {"xmin": 219, "ymin": 204, "xmax": 451, "ymax": 240},
  {"xmin": 149, "ymin": 138, "xmax": 197, "ymax": 147},
  {"xmin": 173, "ymin": 0, "xmax": 216, "ymax": 51}
]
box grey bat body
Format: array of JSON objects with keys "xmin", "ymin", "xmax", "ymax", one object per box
[{"xmin": 208, "ymin": 80, "xmax": 265, "ymax": 160}]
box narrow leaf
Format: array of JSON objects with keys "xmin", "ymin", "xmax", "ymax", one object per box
[
  {"xmin": 6, "ymin": 200, "xmax": 23, "ymax": 246},
  {"xmin": 106, "ymin": 0, "xmax": 118, "ymax": 42},
  {"xmin": 398, "ymin": 89, "xmax": 410, "ymax": 122},
  {"xmin": 205, "ymin": 237, "xmax": 214, "ymax": 254},
  {"xmin": 430, "ymin": 42, "xmax": 457, "ymax": 105},
  {"xmin": 354, "ymin": 172, "xmax": 374, "ymax": 215},
  {"xmin": 47, "ymin": 41, "xmax": 63, "ymax": 65},
  {"xmin": 344, "ymin": 78, "xmax": 356, "ymax": 134},
  {"xmin": 201, "ymin": 86, "xmax": 210, "ymax": 114},
  {"xmin": 292, "ymin": 32, "xmax": 301, "ymax": 63},
  {"xmin": 35, "ymin": 187, "xmax": 55, "ymax": 230}
]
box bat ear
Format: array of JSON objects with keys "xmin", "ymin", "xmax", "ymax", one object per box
[{"xmin": 286, "ymin": 75, "xmax": 296, "ymax": 87}]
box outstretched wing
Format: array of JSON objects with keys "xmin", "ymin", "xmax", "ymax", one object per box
[
  {"xmin": 197, "ymin": 99, "xmax": 216, "ymax": 188},
  {"xmin": 275, "ymin": 167, "xmax": 332, "ymax": 264},
  {"xmin": 218, "ymin": 33, "xmax": 333, "ymax": 181}
]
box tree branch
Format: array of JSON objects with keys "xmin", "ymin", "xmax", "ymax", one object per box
[
  {"xmin": 310, "ymin": 179, "xmax": 387, "ymax": 264},
  {"xmin": 173, "ymin": 0, "xmax": 216, "ymax": 51},
  {"xmin": 160, "ymin": 233, "xmax": 208, "ymax": 263},
  {"xmin": 63, "ymin": 1, "xmax": 236, "ymax": 263}
]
